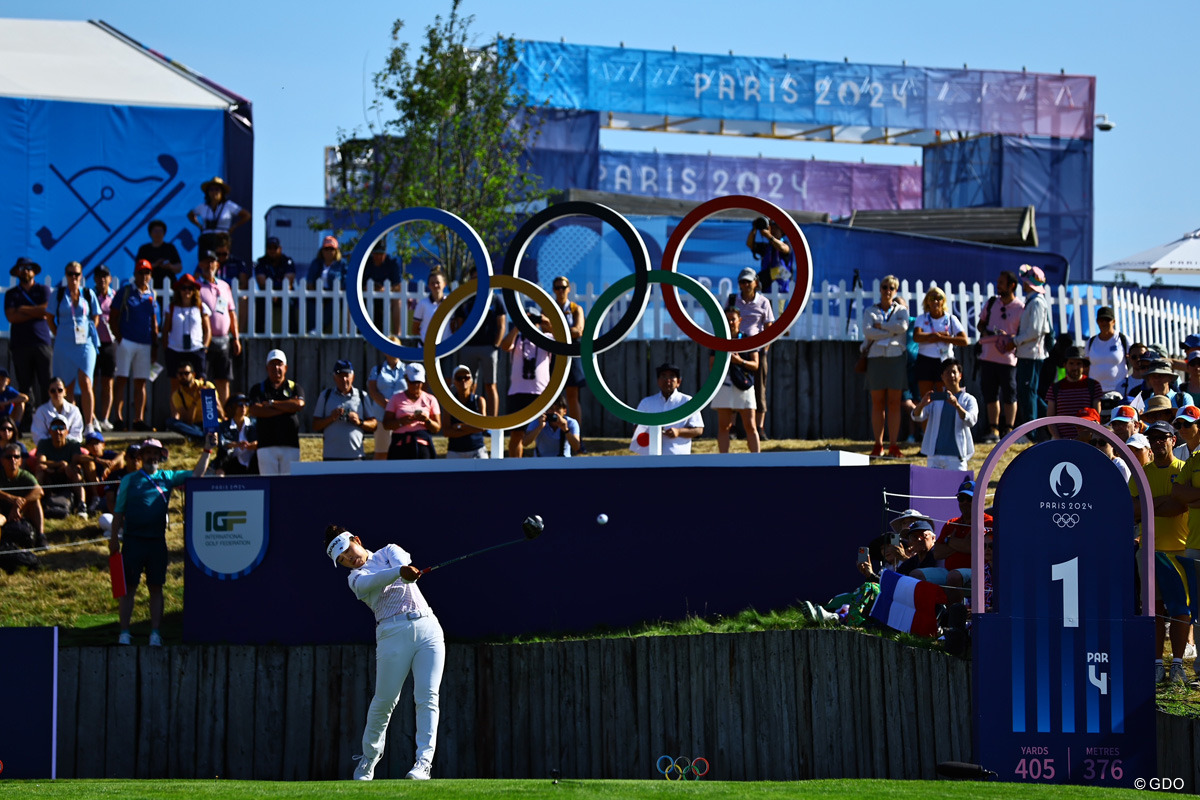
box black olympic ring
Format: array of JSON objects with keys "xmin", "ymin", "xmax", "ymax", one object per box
[
  {"xmin": 656, "ymin": 754, "xmax": 710, "ymax": 781},
  {"xmin": 1052, "ymin": 513, "xmax": 1080, "ymax": 528},
  {"xmin": 501, "ymin": 201, "xmax": 652, "ymax": 357}
]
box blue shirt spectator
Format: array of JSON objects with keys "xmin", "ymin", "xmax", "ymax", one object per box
[{"xmin": 111, "ymin": 281, "xmax": 161, "ymax": 345}]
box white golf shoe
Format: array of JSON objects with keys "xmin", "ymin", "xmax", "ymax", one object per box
[
  {"xmin": 406, "ymin": 762, "xmax": 431, "ymax": 780},
  {"xmin": 352, "ymin": 754, "xmax": 377, "ymax": 781}
]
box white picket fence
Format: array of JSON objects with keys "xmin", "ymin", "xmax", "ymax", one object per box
[{"xmin": 6, "ymin": 277, "xmax": 1200, "ymax": 352}]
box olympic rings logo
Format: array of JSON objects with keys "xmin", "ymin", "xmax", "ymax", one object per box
[
  {"xmin": 656, "ymin": 754, "xmax": 710, "ymax": 781},
  {"xmin": 346, "ymin": 196, "xmax": 812, "ymax": 434},
  {"xmin": 1052, "ymin": 513, "xmax": 1080, "ymax": 528}
]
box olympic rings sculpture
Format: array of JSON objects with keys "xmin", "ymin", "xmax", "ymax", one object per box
[
  {"xmin": 656, "ymin": 754, "xmax": 710, "ymax": 781},
  {"xmin": 346, "ymin": 196, "xmax": 812, "ymax": 435}
]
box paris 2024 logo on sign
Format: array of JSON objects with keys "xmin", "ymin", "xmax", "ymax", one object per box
[{"xmin": 1044, "ymin": 462, "xmax": 1091, "ymax": 528}]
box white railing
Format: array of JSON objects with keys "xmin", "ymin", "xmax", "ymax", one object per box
[{"xmin": 5, "ymin": 277, "xmax": 1200, "ymax": 351}]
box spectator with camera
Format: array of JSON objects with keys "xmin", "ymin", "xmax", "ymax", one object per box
[
  {"xmin": 312, "ymin": 360, "xmax": 376, "ymax": 461},
  {"xmin": 744, "ymin": 216, "xmax": 793, "ymax": 293},
  {"xmin": 977, "ymin": 270, "xmax": 1024, "ymax": 442},
  {"xmin": 450, "ymin": 266, "xmax": 505, "ymax": 419},
  {"xmin": 910, "ymin": 358, "xmax": 977, "ymax": 471},
  {"xmin": 522, "ymin": 395, "xmax": 580, "ymax": 458},
  {"xmin": 709, "ymin": 305, "xmax": 760, "ymax": 454},
  {"xmin": 383, "ymin": 363, "xmax": 440, "ymax": 460},
  {"xmin": 502, "ymin": 305, "xmax": 554, "ymax": 458}
]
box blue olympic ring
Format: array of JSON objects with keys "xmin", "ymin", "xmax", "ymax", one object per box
[
  {"xmin": 656, "ymin": 754, "xmax": 709, "ymax": 781},
  {"xmin": 346, "ymin": 207, "xmax": 493, "ymax": 362}
]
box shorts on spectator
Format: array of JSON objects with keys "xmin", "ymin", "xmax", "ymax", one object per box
[
  {"xmin": 97, "ymin": 342, "xmax": 116, "ymax": 379},
  {"xmin": 122, "ymin": 535, "xmax": 168, "ymax": 589},
  {"xmin": 713, "ymin": 383, "xmax": 756, "ymax": 410},
  {"xmin": 915, "ymin": 354, "xmax": 944, "ymax": 384},
  {"xmin": 565, "ymin": 355, "xmax": 587, "ymax": 388},
  {"xmin": 507, "ymin": 392, "xmax": 540, "ymax": 416},
  {"xmin": 866, "ymin": 354, "xmax": 906, "ymax": 392},
  {"xmin": 165, "ymin": 348, "xmax": 207, "ymax": 381},
  {"xmin": 1155, "ymin": 551, "xmax": 1197, "ymax": 620},
  {"xmin": 115, "ymin": 340, "xmax": 153, "ymax": 380},
  {"xmin": 980, "ymin": 360, "xmax": 1017, "ymax": 404},
  {"xmin": 206, "ymin": 337, "xmax": 233, "ymax": 382},
  {"xmin": 456, "ymin": 344, "xmax": 499, "ymax": 384},
  {"xmin": 916, "ymin": 567, "xmax": 953, "ymax": 586}
]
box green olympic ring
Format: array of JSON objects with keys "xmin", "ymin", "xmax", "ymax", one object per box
[
  {"xmin": 656, "ymin": 754, "xmax": 709, "ymax": 780},
  {"xmin": 580, "ymin": 271, "xmax": 730, "ymax": 427}
]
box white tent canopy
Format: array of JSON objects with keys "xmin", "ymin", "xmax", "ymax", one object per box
[
  {"xmin": 1100, "ymin": 229, "xmax": 1200, "ymax": 275},
  {"xmin": 0, "ymin": 18, "xmax": 232, "ymax": 109}
]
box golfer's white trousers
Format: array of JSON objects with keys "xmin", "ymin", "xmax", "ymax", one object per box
[{"xmin": 362, "ymin": 614, "xmax": 445, "ymax": 771}]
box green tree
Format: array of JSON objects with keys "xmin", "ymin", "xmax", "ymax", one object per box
[{"xmin": 327, "ymin": 1, "xmax": 546, "ymax": 282}]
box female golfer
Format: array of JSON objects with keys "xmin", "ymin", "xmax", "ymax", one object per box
[{"xmin": 324, "ymin": 525, "xmax": 445, "ymax": 781}]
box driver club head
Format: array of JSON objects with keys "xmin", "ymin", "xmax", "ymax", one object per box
[{"xmin": 522, "ymin": 514, "xmax": 545, "ymax": 540}]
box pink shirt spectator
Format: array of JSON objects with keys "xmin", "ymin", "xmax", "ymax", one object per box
[
  {"xmin": 96, "ymin": 286, "xmax": 116, "ymax": 344},
  {"xmin": 508, "ymin": 335, "xmax": 551, "ymax": 395},
  {"xmin": 385, "ymin": 391, "xmax": 441, "ymax": 435},
  {"xmin": 979, "ymin": 298, "xmax": 1023, "ymax": 367},
  {"xmin": 734, "ymin": 292, "xmax": 774, "ymax": 336},
  {"xmin": 197, "ymin": 276, "xmax": 235, "ymax": 338}
]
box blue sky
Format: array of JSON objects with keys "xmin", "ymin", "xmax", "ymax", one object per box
[{"xmin": 5, "ymin": 0, "xmax": 1197, "ymax": 273}]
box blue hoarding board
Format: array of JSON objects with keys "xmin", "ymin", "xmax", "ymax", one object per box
[{"xmin": 974, "ymin": 438, "xmax": 1155, "ymax": 787}]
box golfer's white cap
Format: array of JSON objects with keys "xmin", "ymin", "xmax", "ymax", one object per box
[{"xmin": 326, "ymin": 531, "xmax": 353, "ymax": 567}]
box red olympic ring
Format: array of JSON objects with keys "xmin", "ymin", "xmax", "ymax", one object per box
[{"xmin": 659, "ymin": 195, "xmax": 812, "ymax": 352}]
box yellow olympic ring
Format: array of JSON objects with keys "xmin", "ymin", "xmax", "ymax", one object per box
[{"xmin": 423, "ymin": 276, "xmax": 571, "ymax": 431}]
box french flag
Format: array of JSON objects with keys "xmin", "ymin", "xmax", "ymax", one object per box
[{"xmin": 869, "ymin": 570, "xmax": 947, "ymax": 637}]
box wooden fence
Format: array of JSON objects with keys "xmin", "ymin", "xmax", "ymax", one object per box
[
  {"xmin": 56, "ymin": 629, "xmax": 974, "ymax": 781},
  {"xmin": 53, "ymin": 630, "xmax": 1199, "ymax": 786}
]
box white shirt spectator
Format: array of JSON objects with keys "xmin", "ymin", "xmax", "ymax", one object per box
[
  {"xmin": 31, "ymin": 399, "xmax": 84, "ymax": 443},
  {"xmin": 629, "ymin": 390, "xmax": 704, "ymax": 456},
  {"xmin": 413, "ymin": 295, "xmax": 444, "ymax": 344},
  {"xmin": 1085, "ymin": 332, "xmax": 1129, "ymax": 393},
  {"xmin": 191, "ymin": 199, "xmax": 244, "ymax": 234},
  {"xmin": 913, "ymin": 311, "xmax": 966, "ymax": 361}
]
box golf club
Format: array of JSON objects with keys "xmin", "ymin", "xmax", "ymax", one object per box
[{"xmin": 420, "ymin": 515, "xmax": 544, "ymax": 575}]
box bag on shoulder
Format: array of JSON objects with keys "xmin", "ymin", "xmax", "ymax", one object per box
[{"xmin": 729, "ymin": 363, "xmax": 755, "ymax": 390}]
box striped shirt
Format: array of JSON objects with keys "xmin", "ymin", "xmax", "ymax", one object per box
[
  {"xmin": 1045, "ymin": 377, "xmax": 1103, "ymax": 438},
  {"xmin": 347, "ymin": 544, "xmax": 432, "ymax": 624}
]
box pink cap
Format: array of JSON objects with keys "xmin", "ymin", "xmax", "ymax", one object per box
[{"xmin": 322, "ymin": 235, "xmax": 339, "ymax": 250}]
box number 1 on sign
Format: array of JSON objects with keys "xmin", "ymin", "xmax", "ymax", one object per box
[{"xmin": 1052, "ymin": 557, "xmax": 1079, "ymax": 628}]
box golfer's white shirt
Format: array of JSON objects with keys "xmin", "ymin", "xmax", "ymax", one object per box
[
  {"xmin": 348, "ymin": 544, "xmax": 431, "ymax": 623},
  {"xmin": 629, "ymin": 389, "xmax": 704, "ymax": 456}
]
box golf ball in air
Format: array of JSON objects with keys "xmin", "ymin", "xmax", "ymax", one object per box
[{"xmin": 596, "ymin": 514, "xmax": 609, "ymax": 525}]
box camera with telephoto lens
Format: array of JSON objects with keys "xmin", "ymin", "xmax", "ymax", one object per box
[
  {"xmin": 548, "ymin": 412, "xmax": 560, "ymax": 424},
  {"xmin": 752, "ymin": 216, "xmax": 768, "ymax": 231}
]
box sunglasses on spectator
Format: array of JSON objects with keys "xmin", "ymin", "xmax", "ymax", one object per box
[
  {"xmin": 553, "ymin": 284, "xmax": 568, "ymax": 291},
  {"xmin": 65, "ymin": 271, "xmax": 82, "ymax": 277},
  {"xmin": 215, "ymin": 250, "xmax": 230, "ymax": 257},
  {"xmin": 2, "ymin": 454, "xmax": 20, "ymax": 460},
  {"xmin": 1174, "ymin": 421, "xmax": 1196, "ymax": 429},
  {"xmin": 49, "ymin": 387, "xmax": 64, "ymax": 394}
]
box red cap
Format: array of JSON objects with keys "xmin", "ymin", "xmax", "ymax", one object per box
[
  {"xmin": 135, "ymin": 259, "xmax": 153, "ymax": 272},
  {"xmin": 1076, "ymin": 408, "xmax": 1102, "ymax": 423}
]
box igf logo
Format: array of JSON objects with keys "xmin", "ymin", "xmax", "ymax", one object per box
[{"xmin": 205, "ymin": 511, "xmax": 247, "ymax": 532}]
